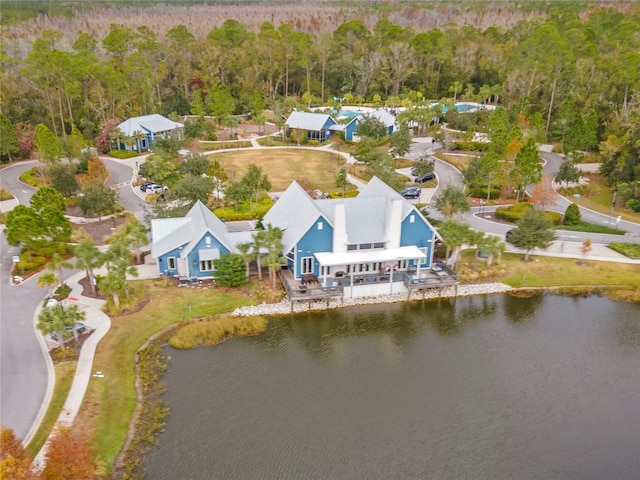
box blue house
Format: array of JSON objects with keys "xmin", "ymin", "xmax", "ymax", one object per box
[
  {"xmin": 262, "ymin": 177, "xmax": 441, "ymax": 296},
  {"xmin": 332, "ymin": 117, "xmax": 358, "ymax": 141},
  {"xmin": 357, "ymin": 108, "xmax": 397, "ymax": 136},
  {"xmin": 150, "ymin": 201, "xmax": 253, "ymax": 280},
  {"xmin": 285, "ymin": 111, "xmax": 337, "ymax": 142},
  {"xmin": 117, "ymin": 114, "xmax": 184, "ymax": 152}
]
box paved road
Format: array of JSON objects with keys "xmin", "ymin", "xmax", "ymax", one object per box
[{"xmin": 0, "ymin": 158, "xmax": 143, "ymax": 442}]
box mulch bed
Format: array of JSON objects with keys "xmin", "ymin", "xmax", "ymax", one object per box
[{"xmin": 67, "ymin": 204, "xmax": 128, "ymax": 246}]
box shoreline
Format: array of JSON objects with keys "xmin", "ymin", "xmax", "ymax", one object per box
[{"xmin": 232, "ymin": 282, "xmax": 514, "ymax": 316}]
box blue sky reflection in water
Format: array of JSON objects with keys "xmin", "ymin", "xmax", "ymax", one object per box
[{"xmin": 144, "ymin": 294, "xmax": 640, "ymax": 480}]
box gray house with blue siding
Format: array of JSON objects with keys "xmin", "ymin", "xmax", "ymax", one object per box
[
  {"xmin": 262, "ymin": 177, "xmax": 440, "ymax": 291},
  {"xmin": 150, "ymin": 201, "xmax": 252, "ymax": 280}
]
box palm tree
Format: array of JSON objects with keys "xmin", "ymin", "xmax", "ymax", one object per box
[
  {"xmin": 437, "ymin": 220, "xmax": 471, "ymax": 270},
  {"xmin": 38, "ymin": 271, "xmax": 59, "ymax": 298},
  {"xmin": 448, "ymin": 81, "xmax": 463, "ymax": 102},
  {"xmin": 48, "ymin": 252, "xmax": 72, "ymax": 288},
  {"xmin": 479, "ymin": 235, "xmax": 505, "ymax": 268},
  {"xmin": 260, "ymin": 224, "xmax": 284, "ymax": 290},
  {"xmin": 38, "ymin": 304, "xmax": 86, "ymax": 349},
  {"xmin": 121, "ymin": 219, "xmax": 149, "ymax": 265},
  {"xmin": 252, "ymin": 230, "xmax": 268, "ymax": 281},
  {"xmin": 75, "ymin": 241, "xmax": 103, "ymax": 295},
  {"xmin": 236, "ymin": 242, "xmax": 256, "ymax": 279}
]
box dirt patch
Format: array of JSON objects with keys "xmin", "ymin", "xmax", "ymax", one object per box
[
  {"xmin": 67, "ymin": 204, "xmax": 128, "ymax": 245},
  {"xmin": 575, "ymin": 261, "xmax": 592, "ymax": 267}
]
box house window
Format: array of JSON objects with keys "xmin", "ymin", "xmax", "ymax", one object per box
[
  {"xmin": 206, "ymin": 237, "xmax": 211, "ymax": 245},
  {"xmin": 374, "ymin": 242, "xmax": 384, "ymax": 249},
  {"xmin": 347, "ymin": 244, "xmax": 357, "ymax": 251},
  {"xmin": 168, "ymin": 257, "xmax": 176, "ymax": 269},
  {"xmin": 419, "ymin": 247, "xmax": 428, "ymax": 266},
  {"xmin": 410, "ymin": 214, "xmax": 415, "ymax": 223},
  {"xmin": 317, "ymin": 221, "xmax": 323, "ymax": 230},
  {"xmin": 200, "ymin": 260, "xmax": 214, "ymax": 271},
  {"xmin": 360, "ymin": 243, "xmax": 371, "ymax": 250},
  {"xmin": 301, "ymin": 256, "xmax": 314, "ymax": 275}
]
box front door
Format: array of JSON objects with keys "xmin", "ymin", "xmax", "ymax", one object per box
[{"xmin": 301, "ymin": 256, "xmax": 314, "ymax": 275}]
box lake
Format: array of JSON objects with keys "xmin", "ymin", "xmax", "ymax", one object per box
[{"xmin": 144, "ymin": 294, "xmax": 640, "ymax": 479}]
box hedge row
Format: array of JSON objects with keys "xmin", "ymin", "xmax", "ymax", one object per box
[
  {"xmin": 467, "ymin": 187, "xmax": 501, "ymax": 200},
  {"xmin": 495, "ymin": 203, "xmax": 563, "ymax": 225}
]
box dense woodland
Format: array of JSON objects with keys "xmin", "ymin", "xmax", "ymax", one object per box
[{"xmin": 0, "ymin": 1, "xmax": 639, "ymax": 191}]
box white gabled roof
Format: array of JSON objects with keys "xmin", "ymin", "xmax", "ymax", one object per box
[
  {"xmin": 364, "ymin": 109, "xmax": 396, "ymax": 128},
  {"xmin": 262, "ymin": 181, "xmax": 322, "ymax": 254},
  {"xmin": 285, "ymin": 111, "xmax": 337, "ymax": 131},
  {"xmin": 151, "ymin": 200, "xmax": 234, "ymax": 259},
  {"xmin": 118, "ymin": 114, "xmax": 184, "ymax": 136}
]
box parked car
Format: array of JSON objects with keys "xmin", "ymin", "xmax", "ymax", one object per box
[
  {"xmin": 414, "ymin": 172, "xmax": 436, "ymax": 183},
  {"xmin": 147, "ymin": 184, "xmax": 169, "ymax": 194},
  {"xmin": 50, "ymin": 322, "xmax": 87, "ymax": 341},
  {"xmin": 505, "ymin": 229, "xmax": 514, "ymax": 244},
  {"xmin": 140, "ymin": 181, "xmax": 154, "ymax": 192},
  {"xmin": 399, "ymin": 186, "xmax": 421, "ymax": 199}
]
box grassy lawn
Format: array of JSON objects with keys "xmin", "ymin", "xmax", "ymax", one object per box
[
  {"xmin": 559, "ymin": 173, "xmax": 640, "ymax": 223},
  {"xmin": 26, "ymin": 361, "xmax": 77, "ymax": 456},
  {"xmin": 463, "ymin": 251, "xmax": 640, "ymax": 289},
  {"xmin": 74, "ymin": 281, "xmax": 256, "ymax": 476},
  {"xmin": 211, "ymin": 149, "xmax": 346, "ymax": 191}
]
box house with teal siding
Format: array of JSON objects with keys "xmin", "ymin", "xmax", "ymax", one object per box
[
  {"xmin": 117, "ymin": 114, "xmax": 184, "ymax": 152},
  {"xmin": 285, "ymin": 111, "xmax": 337, "ymax": 142},
  {"xmin": 262, "ymin": 177, "xmax": 441, "ymax": 296},
  {"xmin": 150, "ymin": 201, "xmax": 253, "ymax": 280}
]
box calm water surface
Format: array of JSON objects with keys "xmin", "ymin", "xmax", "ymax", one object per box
[{"xmin": 144, "ymin": 294, "xmax": 640, "ymax": 479}]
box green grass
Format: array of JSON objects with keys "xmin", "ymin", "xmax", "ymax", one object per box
[
  {"xmin": 26, "ymin": 361, "xmax": 77, "ymax": 456},
  {"xmin": 74, "ymin": 281, "xmax": 255, "ymax": 476},
  {"xmin": 558, "ymin": 173, "xmax": 640, "ymax": 224},
  {"xmin": 557, "ymin": 222, "xmax": 624, "ymax": 235},
  {"xmin": 609, "ymin": 243, "xmax": 640, "ymax": 259},
  {"xmin": 212, "ymin": 148, "xmax": 346, "ymax": 192},
  {"xmin": 200, "ymin": 140, "xmax": 252, "ymax": 150},
  {"xmin": 0, "ymin": 188, "xmax": 14, "ymax": 201},
  {"xmin": 488, "ymin": 252, "xmax": 640, "ymax": 288}
]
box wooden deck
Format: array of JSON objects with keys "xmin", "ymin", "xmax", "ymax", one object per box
[{"xmin": 279, "ymin": 270, "xmax": 345, "ymax": 310}]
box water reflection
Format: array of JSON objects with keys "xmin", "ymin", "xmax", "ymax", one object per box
[{"xmin": 144, "ymin": 294, "xmax": 640, "ymax": 480}]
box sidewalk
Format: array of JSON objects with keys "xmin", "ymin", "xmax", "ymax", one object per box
[
  {"xmin": 32, "ymin": 271, "xmax": 110, "ymax": 469},
  {"xmin": 504, "ymin": 239, "xmax": 640, "ymax": 264}
]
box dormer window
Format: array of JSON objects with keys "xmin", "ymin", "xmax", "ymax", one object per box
[
  {"xmin": 409, "ymin": 214, "xmax": 415, "ymax": 223},
  {"xmin": 317, "ymin": 221, "xmax": 323, "ymax": 230},
  {"xmin": 205, "ymin": 236, "xmax": 211, "ymax": 245}
]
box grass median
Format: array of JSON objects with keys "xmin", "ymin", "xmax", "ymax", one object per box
[{"xmin": 73, "ymin": 281, "xmax": 255, "ymax": 477}]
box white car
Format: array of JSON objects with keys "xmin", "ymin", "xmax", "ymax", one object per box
[{"xmin": 147, "ymin": 184, "xmax": 169, "ymax": 194}]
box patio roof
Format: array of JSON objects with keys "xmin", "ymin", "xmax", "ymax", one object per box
[{"xmin": 314, "ymin": 246, "xmax": 426, "ymax": 267}]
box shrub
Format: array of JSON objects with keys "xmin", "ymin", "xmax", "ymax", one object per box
[
  {"xmin": 108, "ymin": 150, "xmax": 139, "ymax": 159},
  {"xmin": 19, "ymin": 167, "xmax": 45, "ymax": 187},
  {"xmin": 213, "ymin": 202, "xmax": 272, "ymax": 221},
  {"xmin": 625, "ymin": 198, "xmax": 640, "ymax": 212},
  {"xmin": 544, "ymin": 211, "xmax": 563, "ymax": 226},
  {"xmin": 451, "ymin": 141, "xmax": 489, "ymax": 152},
  {"xmin": 54, "ymin": 284, "xmax": 72, "ymax": 300},
  {"xmin": 495, "ymin": 202, "xmax": 532, "ymax": 222},
  {"xmin": 563, "ymin": 203, "xmax": 582, "ymax": 225},
  {"xmin": 467, "ymin": 187, "xmax": 501, "ymax": 199}
]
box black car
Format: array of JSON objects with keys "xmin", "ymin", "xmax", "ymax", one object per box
[
  {"xmin": 399, "ymin": 186, "xmax": 421, "ymax": 199},
  {"xmin": 414, "ymin": 172, "xmax": 436, "ymax": 183},
  {"xmin": 140, "ymin": 181, "xmax": 154, "ymax": 192},
  {"xmin": 505, "ymin": 229, "xmax": 514, "ymax": 243}
]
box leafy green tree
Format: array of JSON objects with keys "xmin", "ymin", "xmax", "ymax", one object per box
[
  {"xmin": 356, "ymin": 116, "xmax": 388, "ymax": 140},
  {"xmin": 208, "ymin": 158, "xmax": 229, "ymax": 199},
  {"xmin": 434, "ymin": 184, "xmax": 470, "ymax": 219},
  {"xmin": 34, "ymin": 123, "xmax": 63, "ymax": 163},
  {"xmin": 224, "ymin": 181, "xmax": 250, "ymax": 211},
  {"xmin": 174, "ymin": 173, "xmax": 214, "ymax": 205},
  {"xmin": 179, "ymin": 153, "xmax": 209, "ymax": 176},
  {"xmin": 243, "ymin": 163, "xmax": 271, "ymax": 206},
  {"xmin": 509, "ymin": 208, "xmax": 556, "ymax": 261},
  {"xmin": 0, "ymin": 114, "xmax": 18, "ymax": 162},
  {"xmin": 49, "ymin": 163, "xmax": 80, "ymax": 197},
  {"xmin": 31, "ymin": 186, "xmax": 66, "ymax": 213},
  {"xmin": 213, "ymin": 254, "xmax": 247, "ymax": 287},
  {"xmin": 512, "ymin": 137, "xmax": 542, "ymax": 201},
  {"xmin": 563, "ymin": 203, "xmax": 582, "ymax": 225},
  {"xmin": 75, "ymin": 241, "xmax": 102, "ymax": 295},
  {"xmin": 207, "ymin": 85, "xmax": 235, "ymax": 121},
  {"xmin": 78, "ymin": 181, "xmax": 118, "ymax": 218},
  {"xmin": 65, "ymin": 124, "xmax": 86, "ymax": 160},
  {"xmin": 412, "ymin": 154, "xmax": 435, "ymax": 178},
  {"xmin": 555, "ymin": 156, "xmax": 581, "ymax": 187},
  {"xmin": 335, "ymin": 166, "xmax": 348, "ymax": 195},
  {"xmin": 48, "ymin": 252, "xmax": 72, "ymax": 288},
  {"xmin": 37, "ymin": 303, "xmax": 86, "ymax": 348},
  {"xmin": 389, "ymin": 126, "xmax": 412, "ymax": 161},
  {"xmin": 190, "ymin": 90, "xmax": 207, "ymax": 116},
  {"xmin": 145, "ymin": 149, "xmax": 178, "ymax": 187}
]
